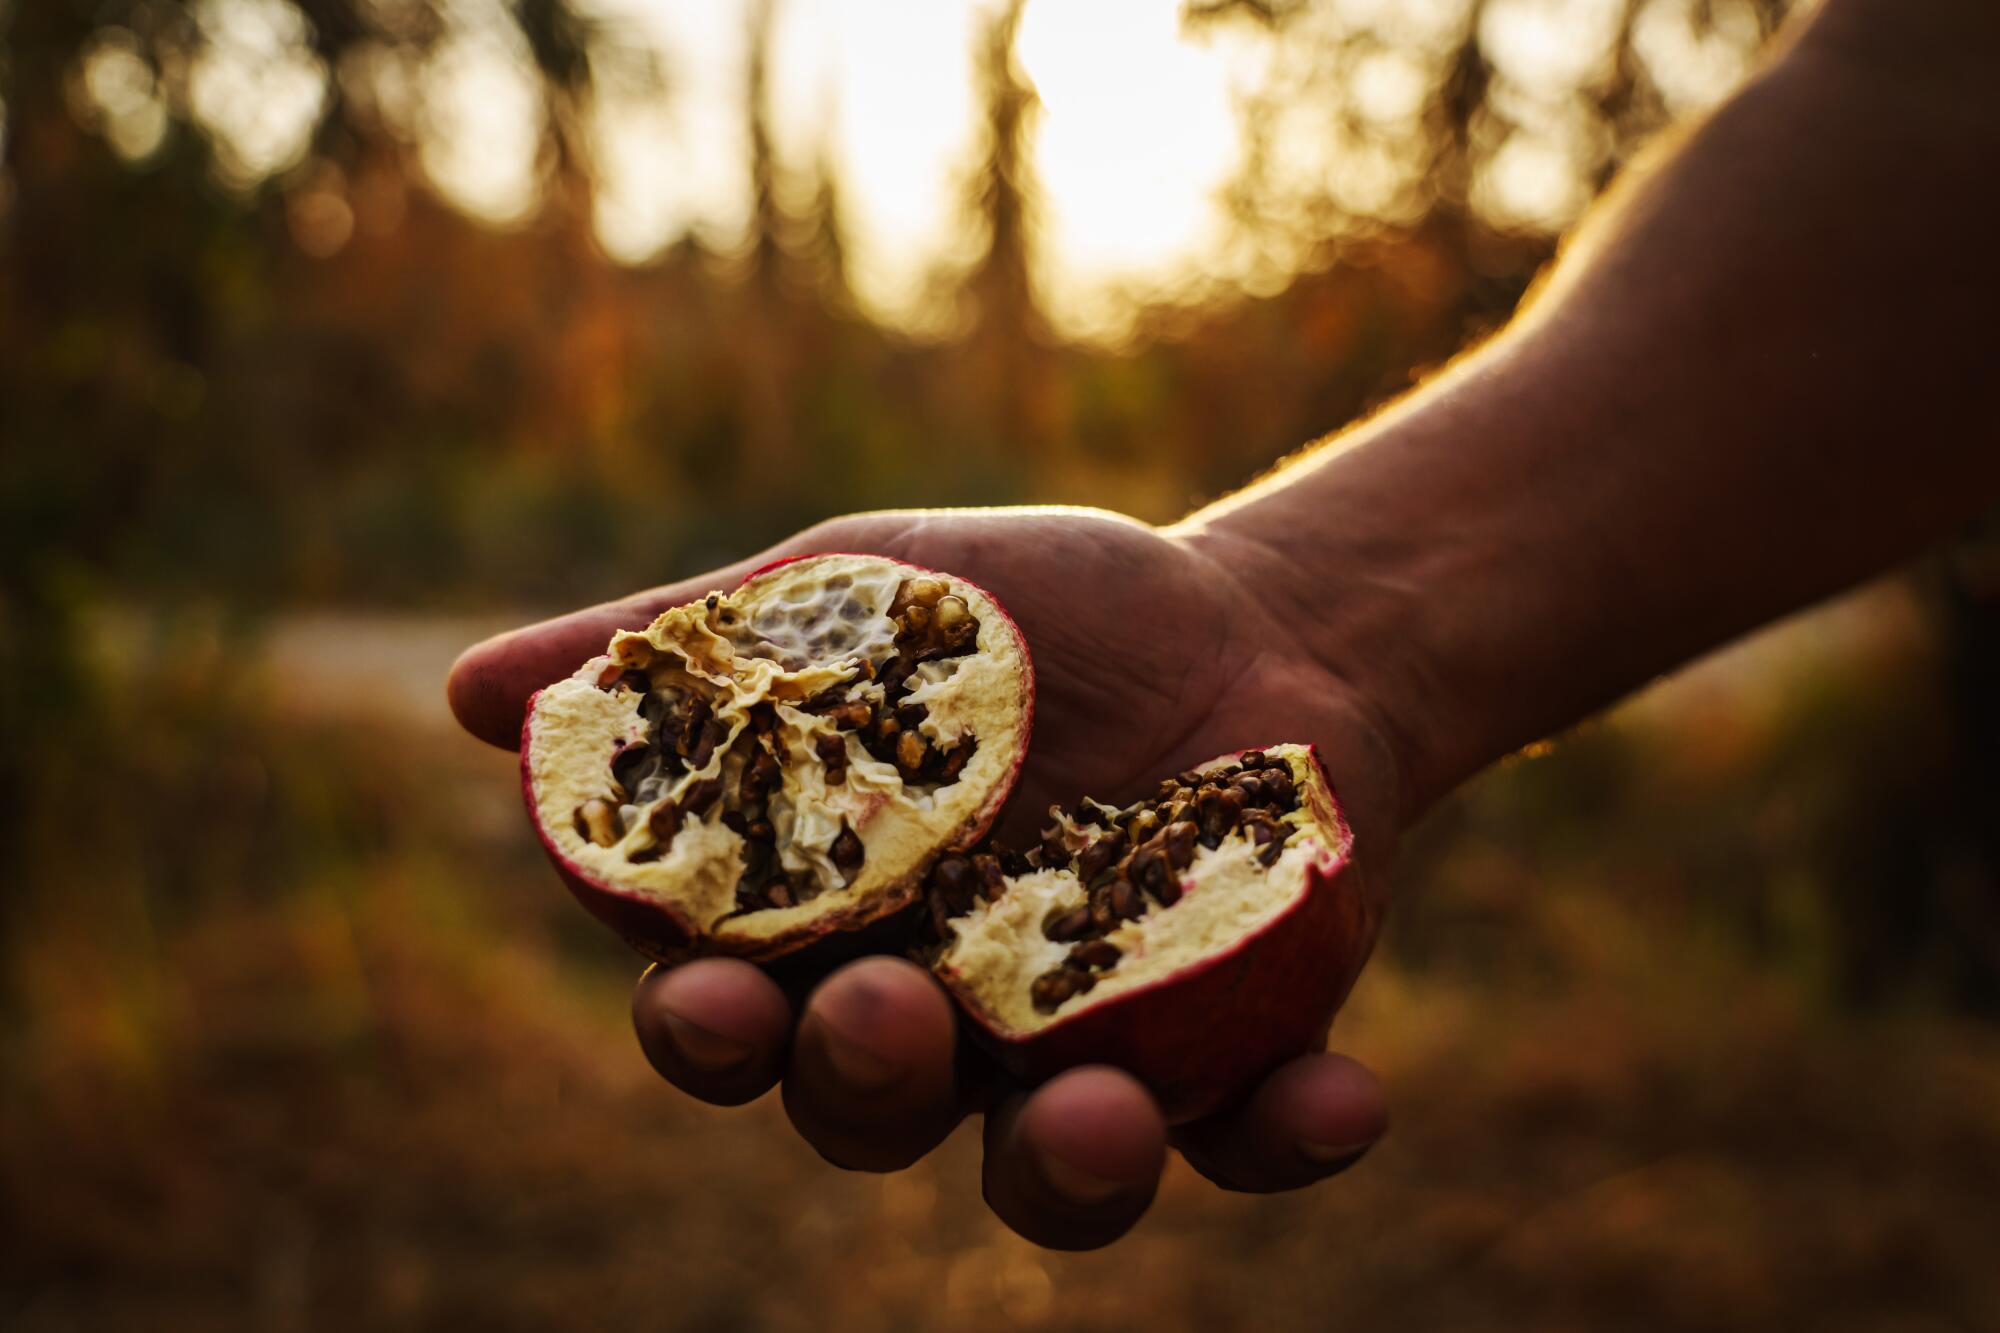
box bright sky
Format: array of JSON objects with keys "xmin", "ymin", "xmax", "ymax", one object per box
[
  {"xmin": 584, "ymin": 0, "xmax": 1264, "ymax": 333},
  {"xmin": 60, "ymin": 0, "xmax": 1779, "ymax": 342}
]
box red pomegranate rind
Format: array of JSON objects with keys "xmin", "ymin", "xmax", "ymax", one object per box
[
  {"xmin": 520, "ymin": 554, "xmax": 1034, "ymax": 964},
  {"xmin": 933, "ymin": 744, "xmax": 1363, "ymax": 1122}
]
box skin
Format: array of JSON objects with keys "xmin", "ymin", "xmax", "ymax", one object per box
[{"xmin": 448, "ymin": 0, "xmax": 2000, "ymax": 1250}]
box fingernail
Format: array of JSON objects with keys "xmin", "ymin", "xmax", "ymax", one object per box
[
  {"xmin": 810, "ymin": 1013, "xmax": 903, "ymax": 1093},
  {"xmin": 1299, "ymin": 1138, "xmax": 1376, "ymax": 1165},
  {"xmin": 659, "ymin": 1010, "xmax": 754, "ymax": 1072},
  {"xmin": 1034, "ymin": 1148, "xmax": 1130, "ymax": 1206}
]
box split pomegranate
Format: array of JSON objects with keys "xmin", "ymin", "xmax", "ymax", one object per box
[
  {"xmin": 520, "ymin": 554, "xmax": 1034, "ymax": 962},
  {"xmin": 925, "ymin": 745, "xmax": 1365, "ymax": 1122},
  {"xmin": 518, "ymin": 560, "xmax": 1365, "ymax": 1120}
]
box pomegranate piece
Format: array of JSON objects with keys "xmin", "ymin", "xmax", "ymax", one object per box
[
  {"xmin": 927, "ymin": 744, "xmax": 1365, "ymax": 1122},
  {"xmin": 521, "ymin": 554, "xmax": 1035, "ymax": 963}
]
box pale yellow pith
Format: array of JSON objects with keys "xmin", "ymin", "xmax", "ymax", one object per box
[
  {"xmin": 938, "ymin": 745, "xmax": 1341, "ymax": 1032},
  {"xmin": 526, "ymin": 554, "xmax": 1028, "ymax": 945}
]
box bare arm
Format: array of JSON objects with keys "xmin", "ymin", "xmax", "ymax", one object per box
[{"xmin": 1185, "ymin": 0, "xmax": 2000, "ymax": 820}]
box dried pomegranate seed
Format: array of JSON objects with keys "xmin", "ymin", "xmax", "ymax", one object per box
[
  {"xmin": 1043, "ymin": 906, "xmax": 1093, "ymax": 942},
  {"xmin": 1069, "ymin": 939, "xmax": 1121, "ymax": 970},
  {"xmin": 829, "ymin": 824, "xmax": 864, "ymax": 871}
]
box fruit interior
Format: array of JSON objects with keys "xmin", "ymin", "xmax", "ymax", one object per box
[
  {"xmin": 525, "ymin": 554, "xmax": 1029, "ymax": 945},
  {"xmin": 930, "ymin": 745, "xmax": 1340, "ymax": 1033}
]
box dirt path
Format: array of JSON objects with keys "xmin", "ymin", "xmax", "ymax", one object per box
[{"xmin": 258, "ymin": 610, "xmax": 531, "ymax": 733}]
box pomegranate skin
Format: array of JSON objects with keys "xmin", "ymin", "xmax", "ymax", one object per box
[
  {"xmin": 520, "ymin": 553, "xmax": 1035, "ymax": 965},
  {"xmin": 943, "ymin": 745, "xmax": 1366, "ymax": 1123}
]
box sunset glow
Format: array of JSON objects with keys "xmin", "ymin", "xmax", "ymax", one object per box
[{"xmin": 63, "ymin": 0, "xmax": 1783, "ymax": 339}]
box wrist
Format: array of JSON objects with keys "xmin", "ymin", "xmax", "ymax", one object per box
[
  {"xmin": 1171, "ymin": 346, "xmax": 1561, "ymax": 822},
  {"xmin": 1167, "ymin": 510, "xmax": 1443, "ymax": 830}
]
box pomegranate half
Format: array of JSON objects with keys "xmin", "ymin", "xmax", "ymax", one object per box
[
  {"xmin": 926, "ymin": 744, "xmax": 1363, "ymax": 1122},
  {"xmin": 521, "ymin": 554, "xmax": 1035, "ymax": 962}
]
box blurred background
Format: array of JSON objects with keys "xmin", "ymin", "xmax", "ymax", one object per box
[{"xmin": 5, "ymin": 0, "xmax": 1999, "ymax": 1327}]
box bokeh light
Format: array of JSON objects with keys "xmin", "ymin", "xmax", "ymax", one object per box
[
  {"xmin": 73, "ymin": 29, "xmax": 171, "ymax": 163},
  {"xmin": 412, "ymin": 8, "xmax": 546, "ymax": 225},
  {"xmin": 584, "ymin": 0, "xmax": 752, "ymax": 262},
  {"xmin": 770, "ymin": 0, "xmax": 994, "ymax": 325},
  {"xmin": 187, "ymin": 0, "xmax": 329, "ymax": 189},
  {"xmin": 1634, "ymin": 0, "xmax": 1765, "ymax": 113},
  {"xmin": 1015, "ymin": 0, "xmax": 1247, "ymax": 329}
]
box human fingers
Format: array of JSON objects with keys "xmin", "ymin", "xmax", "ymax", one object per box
[
  {"xmin": 780, "ymin": 957, "xmax": 977, "ymax": 1172},
  {"xmin": 1170, "ymin": 1052, "xmax": 1387, "ymax": 1192},
  {"xmin": 632, "ymin": 958, "xmax": 795, "ymax": 1106},
  {"xmin": 980, "ymin": 1066, "xmax": 1168, "ymax": 1250}
]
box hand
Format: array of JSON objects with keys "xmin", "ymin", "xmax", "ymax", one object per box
[{"xmin": 448, "ymin": 506, "xmax": 1404, "ymax": 1249}]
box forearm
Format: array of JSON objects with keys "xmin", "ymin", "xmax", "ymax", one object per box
[{"xmin": 1181, "ymin": 0, "xmax": 2000, "ymax": 821}]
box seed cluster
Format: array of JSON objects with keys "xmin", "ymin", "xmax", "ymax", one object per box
[
  {"xmin": 720, "ymin": 703, "xmax": 826, "ymax": 911},
  {"xmin": 922, "ymin": 850, "xmax": 1012, "ymax": 938},
  {"xmin": 844, "ymin": 577, "xmax": 982, "ymax": 785},
  {"xmin": 569, "ymin": 576, "xmax": 986, "ymax": 916},
  {"xmin": 569, "ymin": 666, "xmax": 717, "ymax": 850},
  {"xmin": 925, "ymin": 751, "xmax": 1302, "ymax": 1015}
]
